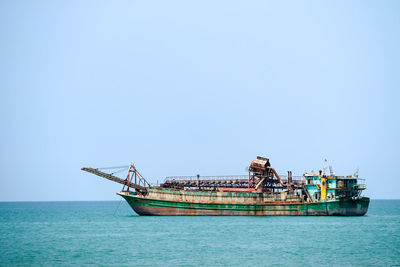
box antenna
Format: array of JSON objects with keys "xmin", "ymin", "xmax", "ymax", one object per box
[
  {"xmin": 322, "ymin": 159, "xmax": 327, "ymax": 176},
  {"xmin": 329, "ymin": 166, "xmax": 334, "ymax": 176},
  {"xmin": 354, "ymin": 167, "xmax": 359, "ymax": 178}
]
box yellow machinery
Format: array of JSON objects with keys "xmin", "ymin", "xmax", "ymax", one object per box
[{"xmin": 321, "ymin": 176, "xmax": 327, "ymax": 200}]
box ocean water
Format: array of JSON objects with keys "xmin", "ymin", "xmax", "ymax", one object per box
[{"xmin": 0, "ymin": 200, "xmax": 399, "ymax": 266}]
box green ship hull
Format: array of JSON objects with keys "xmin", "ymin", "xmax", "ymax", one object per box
[{"xmin": 118, "ymin": 189, "xmax": 369, "ymax": 216}]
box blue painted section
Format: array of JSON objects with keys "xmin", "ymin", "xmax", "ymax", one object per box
[{"xmin": 304, "ymin": 175, "xmax": 363, "ymax": 201}]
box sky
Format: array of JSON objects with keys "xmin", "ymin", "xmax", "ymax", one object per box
[{"xmin": 0, "ymin": 0, "xmax": 399, "ymax": 201}]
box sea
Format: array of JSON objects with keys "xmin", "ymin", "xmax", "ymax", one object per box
[{"xmin": 0, "ymin": 200, "xmax": 399, "ymax": 266}]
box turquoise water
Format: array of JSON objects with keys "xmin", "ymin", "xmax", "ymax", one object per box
[{"xmin": 0, "ymin": 200, "xmax": 399, "ymax": 266}]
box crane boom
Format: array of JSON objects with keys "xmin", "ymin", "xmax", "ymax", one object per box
[{"xmin": 81, "ymin": 167, "xmax": 148, "ymax": 194}]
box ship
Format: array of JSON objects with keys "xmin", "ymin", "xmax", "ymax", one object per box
[{"xmin": 82, "ymin": 156, "xmax": 369, "ymax": 216}]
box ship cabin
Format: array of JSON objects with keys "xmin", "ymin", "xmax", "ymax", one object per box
[{"xmin": 304, "ymin": 172, "xmax": 366, "ymax": 201}]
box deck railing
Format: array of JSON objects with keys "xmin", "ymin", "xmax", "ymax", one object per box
[
  {"xmin": 164, "ymin": 175, "xmax": 249, "ymax": 182},
  {"xmin": 164, "ymin": 174, "xmax": 304, "ymax": 182}
]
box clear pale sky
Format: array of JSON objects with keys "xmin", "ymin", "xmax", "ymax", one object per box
[{"xmin": 1, "ymin": 0, "xmax": 399, "ymax": 201}]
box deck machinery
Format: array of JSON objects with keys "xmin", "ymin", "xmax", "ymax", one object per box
[{"xmin": 160, "ymin": 156, "xmax": 305, "ymax": 196}]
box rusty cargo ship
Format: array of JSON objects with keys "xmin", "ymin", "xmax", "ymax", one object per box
[{"xmin": 82, "ymin": 156, "xmax": 369, "ymax": 216}]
